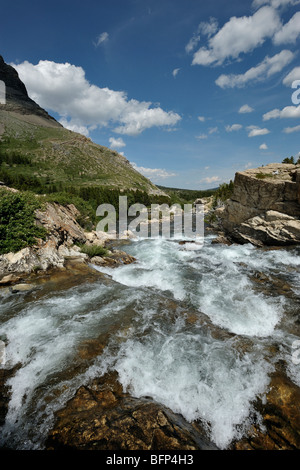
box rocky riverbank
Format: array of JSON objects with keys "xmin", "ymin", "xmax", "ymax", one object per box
[{"xmin": 0, "ymin": 195, "xmax": 136, "ymax": 288}]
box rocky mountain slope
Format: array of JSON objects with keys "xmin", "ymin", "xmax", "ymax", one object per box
[
  {"xmin": 216, "ymin": 163, "xmax": 300, "ymax": 246},
  {"xmin": 0, "ymin": 55, "xmax": 165, "ymax": 196}
]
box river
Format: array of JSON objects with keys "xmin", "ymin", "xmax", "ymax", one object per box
[{"xmin": 0, "ymin": 233, "xmax": 300, "ymax": 450}]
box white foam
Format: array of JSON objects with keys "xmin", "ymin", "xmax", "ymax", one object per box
[
  {"xmin": 194, "ymin": 261, "xmax": 284, "ymax": 337},
  {"xmin": 93, "ymin": 239, "xmax": 190, "ymax": 300},
  {"xmin": 96, "ymin": 238, "xmax": 285, "ymax": 337},
  {"xmin": 111, "ymin": 327, "xmax": 272, "ymax": 449}
]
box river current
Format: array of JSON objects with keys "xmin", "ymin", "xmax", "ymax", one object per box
[{"xmin": 0, "ymin": 233, "xmax": 300, "ymax": 449}]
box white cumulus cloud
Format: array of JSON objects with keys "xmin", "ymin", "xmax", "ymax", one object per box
[
  {"xmin": 185, "ymin": 17, "xmax": 218, "ymax": 54},
  {"xmin": 273, "ymin": 11, "xmax": 300, "ymax": 44},
  {"xmin": 12, "ymin": 60, "xmax": 181, "ymax": 137},
  {"xmin": 131, "ymin": 162, "xmax": 176, "ymax": 181},
  {"xmin": 263, "ymin": 105, "xmax": 300, "ymax": 120},
  {"xmin": 192, "ymin": 6, "xmax": 281, "ymax": 66},
  {"xmin": 283, "ymin": 124, "xmax": 300, "ymax": 133},
  {"xmin": 109, "ymin": 137, "xmax": 126, "ymax": 149},
  {"xmin": 283, "ymin": 66, "xmax": 300, "ymax": 86},
  {"xmin": 59, "ymin": 118, "xmax": 90, "ymax": 136},
  {"xmin": 215, "ymin": 50, "xmax": 294, "ymax": 88},
  {"xmin": 260, "ymin": 143, "xmax": 268, "ymax": 149},
  {"xmin": 247, "ymin": 125, "xmax": 271, "ymax": 136},
  {"xmin": 252, "ymin": 0, "xmax": 300, "ymax": 9},
  {"xmin": 225, "ymin": 124, "xmax": 243, "ymax": 132},
  {"xmin": 185, "ymin": 34, "xmax": 201, "ymax": 54},
  {"xmin": 239, "ymin": 104, "xmax": 254, "ymax": 113},
  {"xmin": 201, "ymin": 176, "xmax": 221, "ymax": 184}
]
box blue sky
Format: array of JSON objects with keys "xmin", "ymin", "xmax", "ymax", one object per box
[{"xmin": 1, "ymin": 0, "xmax": 300, "ymax": 189}]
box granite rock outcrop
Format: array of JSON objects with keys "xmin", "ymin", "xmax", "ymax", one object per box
[{"xmin": 217, "ymin": 163, "xmax": 300, "ymax": 246}]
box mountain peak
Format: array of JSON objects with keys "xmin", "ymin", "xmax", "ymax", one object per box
[{"xmin": 0, "ymin": 55, "xmax": 59, "ymax": 125}]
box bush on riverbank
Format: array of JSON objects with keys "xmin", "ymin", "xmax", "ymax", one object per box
[
  {"xmin": 0, "ymin": 188, "xmax": 47, "ymax": 254},
  {"xmin": 77, "ymin": 243, "xmax": 108, "ymax": 258}
]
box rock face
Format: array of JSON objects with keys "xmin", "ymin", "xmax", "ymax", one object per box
[
  {"xmin": 0, "ymin": 202, "xmax": 88, "ymax": 276},
  {"xmin": 0, "ymin": 199, "xmax": 136, "ymax": 280},
  {"xmin": 0, "ymin": 55, "xmax": 60, "ymax": 125},
  {"xmin": 218, "ymin": 163, "xmax": 300, "ymax": 246}
]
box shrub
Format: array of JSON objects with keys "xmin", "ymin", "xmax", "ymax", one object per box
[
  {"xmin": 0, "ymin": 189, "xmax": 47, "ymax": 254},
  {"xmin": 77, "ymin": 244, "xmax": 108, "ymax": 258}
]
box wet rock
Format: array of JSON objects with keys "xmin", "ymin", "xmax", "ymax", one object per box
[
  {"xmin": 91, "ymin": 250, "xmax": 136, "ymax": 267},
  {"xmin": 232, "ymin": 372, "xmax": 300, "ymax": 450},
  {"xmin": 46, "ymin": 372, "xmax": 216, "ymax": 451},
  {"xmin": 211, "ymin": 235, "xmax": 232, "ymax": 245},
  {"xmin": 0, "ymin": 365, "xmax": 21, "ymax": 428}
]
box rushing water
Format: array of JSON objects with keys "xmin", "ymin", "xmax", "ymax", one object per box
[{"xmin": 0, "ymin": 234, "xmax": 300, "ymax": 449}]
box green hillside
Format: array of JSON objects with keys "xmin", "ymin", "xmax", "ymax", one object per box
[{"xmin": 0, "ymin": 109, "xmax": 165, "ymax": 196}]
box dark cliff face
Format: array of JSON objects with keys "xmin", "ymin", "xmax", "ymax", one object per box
[{"xmin": 0, "ymin": 55, "xmax": 59, "ymax": 124}]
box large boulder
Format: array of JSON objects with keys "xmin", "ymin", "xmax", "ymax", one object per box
[{"xmin": 219, "ymin": 164, "xmax": 300, "ymax": 246}]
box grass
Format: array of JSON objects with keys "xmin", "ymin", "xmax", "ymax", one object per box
[{"xmin": 255, "ymin": 173, "xmax": 275, "ymax": 179}]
